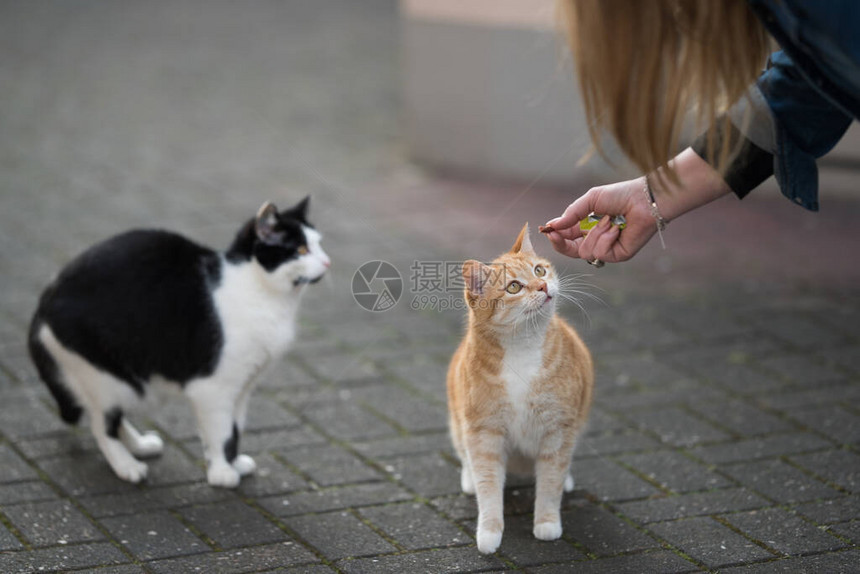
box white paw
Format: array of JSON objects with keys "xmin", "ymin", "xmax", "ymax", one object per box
[
  {"xmin": 132, "ymin": 432, "xmax": 164, "ymax": 458},
  {"xmin": 232, "ymin": 454, "xmax": 256, "ymax": 477},
  {"xmin": 564, "ymin": 474, "xmax": 575, "ymax": 492},
  {"xmin": 113, "ymin": 459, "xmax": 149, "ymax": 484},
  {"xmin": 461, "ymin": 467, "xmax": 475, "ymax": 495},
  {"xmin": 207, "ymin": 462, "xmax": 241, "ymax": 488},
  {"xmin": 476, "ymin": 525, "xmax": 503, "ymax": 554},
  {"xmin": 534, "ymin": 520, "xmax": 563, "ymax": 541}
]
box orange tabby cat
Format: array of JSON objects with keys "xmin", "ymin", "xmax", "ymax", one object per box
[{"xmin": 447, "ymin": 224, "xmax": 594, "ymax": 554}]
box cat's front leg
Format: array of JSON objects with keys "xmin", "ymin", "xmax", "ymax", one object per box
[
  {"xmin": 466, "ymin": 430, "xmax": 506, "ymax": 554},
  {"xmin": 533, "ymin": 437, "xmax": 575, "ymax": 541},
  {"xmin": 187, "ymin": 381, "xmax": 243, "ymax": 488}
]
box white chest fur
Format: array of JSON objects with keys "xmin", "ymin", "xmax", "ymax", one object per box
[
  {"xmin": 211, "ymin": 259, "xmax": 301, "ymax": 378},
  {"xmin": 499, "ymin": 331, "xmax": 547, "ymax": 457}
]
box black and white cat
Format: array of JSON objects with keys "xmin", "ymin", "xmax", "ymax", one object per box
[{"xmin": 28, "ymin": 197, "xmax": 329, "ymax": 488}]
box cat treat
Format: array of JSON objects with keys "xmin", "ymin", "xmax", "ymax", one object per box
[
  {"xmin": 28, "ymin": 198, "xmax": 329, "ymax": 488},
  {"xmin": 579, "ymin": 212, "xmax": 627, "ymax": 232},
  {"xmin": 447, "ymin": 224, "xmax": 594, "ymax": 554}
]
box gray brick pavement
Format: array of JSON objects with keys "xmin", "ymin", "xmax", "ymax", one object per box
[{"xmin": 1, "ymin": 0, "xmax": 858, "ymax": 572}]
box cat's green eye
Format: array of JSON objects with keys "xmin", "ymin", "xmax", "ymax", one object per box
[
  {"xmin": 297, "ymin": 246, "xmax": 309, "ymax": 255},
  {"xmin": 534, "ymin": 265, "xmax": 547, "ymax": 277},
  {"xmin": 506, "ymin": 281, "xmax": 522, "ymax": 294}
]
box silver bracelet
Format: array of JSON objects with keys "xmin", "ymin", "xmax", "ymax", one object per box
[{"xmin": 644, "ymin": 175, "xmax": 667, "ymax": 249}]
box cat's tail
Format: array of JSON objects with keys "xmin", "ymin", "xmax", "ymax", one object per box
[{"xmin": 27, "ymin": 315, "xmax": 83, "ymax": 425}]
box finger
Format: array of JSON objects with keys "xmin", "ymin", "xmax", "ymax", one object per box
[
  {"xmin": 577, "ymin": 215, "xmax": 611, "ymax": 262},
  {"xmin": 546, "ymin": 231, "xmax": 583, "ymax": 259},
  {"xmin": 545, "ymin": 194, "xmax": 594, "ymax": 232},
  {"xmin": 592, "ymin": 223, "xmax": 622, "ymax": 263}
]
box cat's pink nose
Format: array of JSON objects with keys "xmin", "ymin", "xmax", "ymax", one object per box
[
  {"xmin": 323, "ymin": 259, "xmax": 331, "ymax": 268},
  {"xmin": 538, "ymin": 282, "xmax": 548, "ymax": 294}
]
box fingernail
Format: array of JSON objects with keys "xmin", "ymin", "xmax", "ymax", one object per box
[{"xmin": 600, "ymin": 215, "xmax": 611, "ymax": 228}]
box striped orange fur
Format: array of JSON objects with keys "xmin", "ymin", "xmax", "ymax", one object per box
[{"xmin": 447, "ymin": 224, "xmax": 594, "ymax": 554}]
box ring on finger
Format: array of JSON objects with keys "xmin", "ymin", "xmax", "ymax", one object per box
[{"xmin": 588, "ymin": 258, "xmax": 605, "ymax": 268}]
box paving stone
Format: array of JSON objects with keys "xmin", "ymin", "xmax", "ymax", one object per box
[
  {"xmin": 16, "ymin": 431, "xmax": 98, "ymax": 460},
  {"xmin": 793, "ymin": 496, "xmax": 860, "ymax": 524},
  {"xmin": 818, "ymin": 346, "xmax": 860, "ymax": 376},
  {"xmin": 300, "ymin": 401, "xmax": 398, "ymax": 441},
  {"xmin": 286, "ymin": 510, "xmax": 397, "ymax": 560},
  {"xmin": 828, "ymin": 520, "xmax": 860, "ymax": 545},
  {"xmin": 782, "ymin": 405, "xmax": 860, "ymax": 444},
  {"xmin": 689, "ymin": 432, "xmax": 834, "ymax": 464},
  {"xmin": 487, "ymin": 513, "xmax": 585, "ymax": 565},
  {"xmin": 0, "ymin": 542, "xmax": 130, "ymax": 573},
  {"xmin": 0, "ymin": 481, "xmax": 57, "ymax": 505},
  {"xmin": 234, "ymin": 426, "xmax": 328, "ymax": 454},
  {"xmin": 350, "ymin": 384, "xmax": 448, "ymax": 433},
  {"xmin": 618, "ymin": 488, "xmax": 772, "ymax": 524},
  {"xmin": 336, "ymin": 546, "xmax": 505, "ymax": 573},
  {"xmin": 649, "ymin": 516, "xmax": 775, "ymax": 568},
  {"xmin": 0, "ymin": 524, "xmax": 22, "ymax": 551},
  {"xmin": 746, "ymin": 312, "xmax": 848, "ymax": 349},
  {"xmin": 0, "ymin": 397, "xmax": 69, "ymax": 438},
  {"xmin": 624, "ymin": 407, "xmax": 731, "ymax": 447},
  {"xmin": 101, "ymin": 510, "xmax": 208, "ymax": 560},
  {"xmin": 147, "ymin": 542, "xmax": 320, "ymax": 573},
  {"xmin": 0, "ymin": 444, "xmax": 39, "ymax": 482},
  {"xmin": 359, "ymin": 502, "xmax": 466, "ymax": 550},
  {"xmin": 353, "ymin": 432, "xmax": 450, "ymax": 459},
  {"xmin": 790, "ymin": 449, "xmax": 860, "ymax": 491},
  {"xmin": 181, "ymin": 500, "xmax": 288, "ymax": 549},
  {"xmin": 722, "ymin": 459, "xmax": 842, "ymax": 503},
  {"xmin": 528, "ymin": 550, "xmax": 699, "ymax": 574},
  {"xmin": 78, "ymin": 483, "xmax": 233, "ymax": 518},
  {"xmin": 232, "ymin": 453, "xmax": 310, "ymax": 498},
  {"xmin": 757, "ymin": 383, "xmax": 860, "ymax": 411},
  {"xmin": 561, "ymin": 503, "xmax": 657, "ymax": 556},
  {"xmin": 574, "ymin": 457, "xmax": 662, "ymax": 502},
  {"xmin": 260, "ymin": 481, "xmax": 413, "ymax": 517},
  {"xmin": 576, "ymin": 431, "xmax": 663, "ymax": 457},
  {"xmin": 384, "ymin": 452, "xmax": 461, "ymax": 497},
  {"xmin": 280, "ymin": 444, "xmax": 383, "ymax": 487},
  {"xmin": 690, "ymin": 400, "xmax": 796, "ymax": 437},
  {"xmin": 719, "ymin": 548, "xmax": 860, "ymax": 573},
  {"xmin": 304, "ymin": 352, "xmax": 382, "ymax": 383},
  {"xmin": 430, "ymin": 494, "xmax": 479, "ymax": 522},
  {"xmin": 723, "ymin": 507, "xmax": 847, "ymax": 556},
  {"xmin": 618, "ymin": 450, "xmax": 731, "ymax": 493},
  {"xmin": 3, "ymin": 499, "xmax": 104, "ymax": 546},
  {"xmin": 757, "ymin": 354, "xmax": 849, "ymax": 387}
]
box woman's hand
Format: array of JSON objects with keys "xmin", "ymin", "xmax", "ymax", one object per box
[
  {"xmin": 542, "ymin": 148, "xmax": 734, "ymax": 264},
  {"xmin": 543, "ymin": 177, "xmax": 656, "ymax": 263}
]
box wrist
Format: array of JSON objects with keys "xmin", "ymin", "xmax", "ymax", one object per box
[{"xmin": 647, "ymin": 147, "xmax": 733, "ymax": 221}]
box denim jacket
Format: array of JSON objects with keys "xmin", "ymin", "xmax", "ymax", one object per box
[{"xmin": 695, "ymin": 0, "xmax": 859, "ymax": 211}]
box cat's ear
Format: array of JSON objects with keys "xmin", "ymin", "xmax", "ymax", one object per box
[
  {"xmin": 511, "ymin": 223, "xmax": 535, "ymax": 255},
  {"xmin": 255, "ymin": 201, "xmax": 282, "ymax": 245},
  {"xmin": 288, "ymin": 195, "xmax": 310, "ymax": 223},
  {"xmin": 462, "ymin": 259, "xmax": 491, "ymax": 296}
]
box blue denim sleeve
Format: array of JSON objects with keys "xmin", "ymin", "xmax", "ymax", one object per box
[{"xmin": 759, "ymin": 51, "xmax": 853, "ymax": 211}]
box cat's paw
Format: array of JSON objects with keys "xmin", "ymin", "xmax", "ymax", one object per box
[
  {"xmin": 534, "ymin": 520, "xmax": 563, "ymax": 541},
  {"xmin": 460, "ymin": 467, "xmax": 475, "ymax": 495},
  {"xmin": 130, "ymin": 432, "xmax": 164, "ymax": 459},
  {"xmin": 232, "ymin": 454, "xmax": 256, "ymax": 477},
  {"xmin": 563, "ymin": 474, "xmax": 575, "ymax": 492},
  {"xmin": 476, "ymin": 524, "xmax": 503, "ymax": 554},
  {"xmin": 207, "ymin": 462, "xmax": 241, "ymax": 489},
  {"xmin": 113, "ymin": 459, "xmax": 149, "ymax": 484}
]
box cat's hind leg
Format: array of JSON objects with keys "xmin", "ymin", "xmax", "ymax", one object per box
[
  {"xmin": 39, "ymin": 326, "xmax": 148, "ymax": 483},
  {"xmin": 93, "ymin": 408, "xmax": 149, "ymax": 483},
  {"xmin": 119, "ymin": 418, "xmax": 164, "ymax": 459}
]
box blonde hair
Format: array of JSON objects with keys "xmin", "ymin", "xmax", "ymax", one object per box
[{"xmin": 559, "ymin": 0, "xmax": 770, "ymax": 179}]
